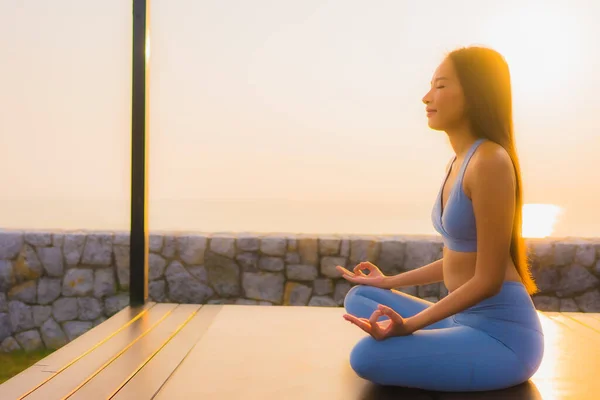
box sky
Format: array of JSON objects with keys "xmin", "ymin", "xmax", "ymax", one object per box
[{"xmin": 1, "ymin": 0, "xmax": 599, "ymax": 238}]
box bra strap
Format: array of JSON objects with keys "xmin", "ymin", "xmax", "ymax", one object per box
[{"xmin": 457, "ymin": 138, "xmax": 486, "ymax": 179}]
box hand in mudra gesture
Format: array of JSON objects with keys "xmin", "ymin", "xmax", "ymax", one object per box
[
  {"xmin": 343, "ymin": 304, "xmax": 413, "ymax": 339},
  {"xmin": 336, "ymin": 261, "xmax": 389, "ymax": 289}
]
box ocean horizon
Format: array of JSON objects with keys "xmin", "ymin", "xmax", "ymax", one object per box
[{"xmin": 1, "ymin": 197, "xmax": 596, "ymax": 239}]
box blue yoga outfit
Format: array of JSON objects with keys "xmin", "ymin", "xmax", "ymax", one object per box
[
  {"xmin": 343, "ymin": 139, "xmax": 545, "ymax": 392},
  {"xmin": 431, "ymin": 139, "xmax": 486, "ymax": 252},
  {"xmin": 344, "ymin": 283, "xmax": 544, "ymax": 392}
]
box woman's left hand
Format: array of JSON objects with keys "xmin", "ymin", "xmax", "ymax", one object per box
[{"xmin": 343, "ymin": 304, "xmax": 414, "ymax": 340}]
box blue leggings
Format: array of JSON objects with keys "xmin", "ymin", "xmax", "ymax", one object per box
[{"xmin": 344, "ymin": 282, "xmax": 544, "ymax": 392}]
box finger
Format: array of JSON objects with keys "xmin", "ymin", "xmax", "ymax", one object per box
[
  {"xmin": 379, "ymin": 320, "xmax": 393, "ymax": 336},
  {"xmin": 353, "ymin": 263, "xmax": 369, "ymax": 276},
  {"xmin": 335, "ymin": 266, "xmax": 358, "ymax": 283},
  {"xmin": 336, "ymin": 265, "xmax": 355, "ymax": 277},
  {"xmin": 344, "ymin": 314, "xmax": 372, "ymax": 335},
  {"xmin": 378, "ymin": 304, "xmax": 404, "ymax": 325},
  {"xmin": 339, "ymin": 273, "xmax": 361, "ymax": 285},
  {"xmin": 381, "ymin": 324, "xmax": 396, "ymax": 340},
  {"xmin": 368, "ymin": 310, "xmax": 386, "ymax": 339},
  {"xmin": 344, "ymin": 314, "xmax": 368, "ymax": 325},
  {"xmin": 368, "ymin": 309, "xmax": 383, "ymax": 326}
]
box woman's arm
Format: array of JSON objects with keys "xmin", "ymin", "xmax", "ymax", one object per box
[
  {"xmin": 383, "ymin": 258, "xmax": 444, "ymax": 289},
  {"xmin": 403, "ymin": 145, "xmax": 516, "ymax": 333}
]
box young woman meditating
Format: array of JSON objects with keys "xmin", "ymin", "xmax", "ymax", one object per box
[{"xmin": 337, "ymin": 46, "xmax": 544, "ymax": 392}]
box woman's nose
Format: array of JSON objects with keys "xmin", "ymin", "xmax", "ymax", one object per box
[{"xmin": 422, "ymin": 90, "xmax": 432, "ymax": 105}]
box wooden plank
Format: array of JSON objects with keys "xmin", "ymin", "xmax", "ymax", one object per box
[
  {"xmin": 38, "ymin": 302, "xmax": 156, "ymax": 372},
  {"xmin": 527, "ymin": 312, "xmax": 600, "ymax": 399},
  {"xmin": 564, "ymin": 312, "xmax": 600, "ymax": 334},
  {"xmin": 0, "ymin": 303, "xmax": 154, "ymax": 400},
  {"xmin": 6, "ymin": 306, "xmax": 598, "ymax": 400},
  {"xmin": 68, "ymin": 304, "xmax": 200, "ymax": 400},
  {"xmin": 154, "ymin": 305, "xmax": 370, "ymax": 400},
  {"xmin": 153, "ymin": 307, "xmax": 600, "ymax": 400},
  {"xmin": 111, "ymin": 305, "xmax": 222, "ymax": 400},
  {"xmin": 23, "ymin": 303, "xmax": 176, "ymax": 400},
  {"xmin": 545, "ymin": 312, "xmax": 600, "ymax": 343},
  {"xmin": 0, "ymin": 367, "xmax": 54, "ymax": 400},
  {"xmin": 588, "ymin": 312, "xmax": 600, "ymax": 321}
]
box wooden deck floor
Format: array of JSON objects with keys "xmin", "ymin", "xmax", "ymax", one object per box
[{"xmin": 1, "ymin": 303, "xmax": 599, "ymax": 400}]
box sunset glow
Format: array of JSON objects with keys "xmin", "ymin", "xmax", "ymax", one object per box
[
  {"xmin": 0, "ymin": 1, "xmax": 598, "ymax": 238},
  {"xmin": 522, "ymin": 204, "xmax": 562, "ymax": 238}
]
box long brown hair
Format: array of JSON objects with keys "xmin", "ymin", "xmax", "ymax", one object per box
[{"xmin": 447, "ymin": 46, "xmax": 539, "ymax": 295}]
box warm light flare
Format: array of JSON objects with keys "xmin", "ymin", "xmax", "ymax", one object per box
[
  {"xmin": 522, "ymin": 204, "xmax": 562, "ymax": 238},
  {"xmin": 145, "ymin": 30, "xmax": 151, "ymax": 62},
  {"xmin": 529, "ymin": 314, "xmax": 563, "ymax": 400},
  {"xmin": 481, "ymin": 2, "xmax": 583, "ymax": 100}
]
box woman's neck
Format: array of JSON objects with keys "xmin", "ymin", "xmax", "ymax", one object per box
[{"xmin": 446, "ymin": 125, "xmax": 479, "ymax": 160}]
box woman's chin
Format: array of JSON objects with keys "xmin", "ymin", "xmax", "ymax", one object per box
[{"xmin": 427, "ymin": 120, "xmax": 444, "ymax": 131}]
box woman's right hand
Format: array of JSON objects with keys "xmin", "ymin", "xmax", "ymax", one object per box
[{"xmin": 336, "ymin": 262, "xmax": 390, "ymax": 289}]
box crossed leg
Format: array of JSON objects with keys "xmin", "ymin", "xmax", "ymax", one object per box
[
  {"xmin": 348, "ymin": 323, "xmax": 529, "ymax": 392},
  {"xmin": 343, "ymin": 285, "xmax": 531, "ymax": 392},
  {"xmin": 343, "ymin": 284, "xmax": 456, "ymax": 329}
]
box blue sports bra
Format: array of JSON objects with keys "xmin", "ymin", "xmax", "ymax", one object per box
[{"xmin": 431, "ymin": 138, "xmax": 486, "ymax": 252}]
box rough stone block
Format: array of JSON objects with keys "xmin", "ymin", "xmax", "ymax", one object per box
[
  {"xmin": 64, "ymin": 232, "xmax": 86, "ymax": 265},
  {"xmin": 210, "ymin": 236, "xmax": 236, "ymax": 259},
  {"xmin": 15, "ymin": 329, "xmax": 43, "ymax": 352},
  {"xmin": 286, "ymin": 264, "xmax": 318, "ymax": 281},
  {"xmin": 166, "ymin": 262, "xmax": 213, "ymax": 304},
  {"xmin": 260, "ymin": 237, "xmax": 287, "ymax": 256},
  {"xmin": 38, "ymin": 278, "xmax": 61, "ymax": 305},
  {"xmin": 204, "ymin": 252, "xmax": 240, "ymax": 297},
  {"xmin": 258, "ymin": 257, "xmax": 284, "ymax": 272},
  {"xmin": 8, "ymin": 281, "xmax": 37, "ymax": 304},
  {"xmin": 320, "ymin": 256, "xmax": 346, "ymax": 278},
  {"xmin": 242, "ymin": 272, "xmax": 284, "ymax": 304},
  {"xmin": 53, "ymin": 297, "xmax": 79, "ymax": 322},
  {"xmin": 0, "ymin": 231, "xmax": 24, "ymax": 260},
  {"xmin": 37, "ymin": 247, "xmax": 64, "ymax": 277},
  {"xmin": 81, "ymin": 234, "xmax": 113, "ymax": 266},
  {"xmin": 308, "ymin": 296, "xmax": 338, "ymax": 307},
  {"xmin": 283, "ymin": 282, "xmax": 312, "ymax": 306},
  {"xmin": 41, "ymin": 318, "xmax": 67, "ymax": 349},
  {"xmin": 63, "ymin": 268, "xmax": 94, "ymax": 297},
  {"xmin": 177, "ymin": 235, "xmax": 208, "ymax": 265},
  {"xmin": 318, "ymin": 237, "xmax": 341, "ymax": 256}
]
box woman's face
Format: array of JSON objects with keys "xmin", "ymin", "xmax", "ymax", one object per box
[{"xmin": 422, "ymin": 58, "xmax": 467, "ymax": 131}]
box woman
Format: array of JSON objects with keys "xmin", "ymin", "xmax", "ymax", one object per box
[{"xmin": 336, "ymin": 46, "xmax": 544, "ymax": 392}]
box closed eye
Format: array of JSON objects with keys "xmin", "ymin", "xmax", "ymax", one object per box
[{"xmin": 436, "ymin": 86, "xmax": 445, "ymax": 89}]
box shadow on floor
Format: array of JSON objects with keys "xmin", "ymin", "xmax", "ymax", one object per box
[{"xmin": 359, "ymin": 380, "xmax": 542, "ymax": 400}]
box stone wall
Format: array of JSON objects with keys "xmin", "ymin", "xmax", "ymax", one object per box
[{"xmin": 1, "ymin": 229, "xmax": 599, "ymax": 352}]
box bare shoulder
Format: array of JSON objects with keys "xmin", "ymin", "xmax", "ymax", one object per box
[
  {"xmin": 465, "ymin": 140, "xmax": 515, "ymax": 195},
  {"xmin": 472, "ymin": 140, "xmax": 513, "ymax": 171}
]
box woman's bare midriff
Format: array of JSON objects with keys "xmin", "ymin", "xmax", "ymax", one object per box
[{"xmin": 442, "ymin": 247, "xmax": 523, "ymax": 293}]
